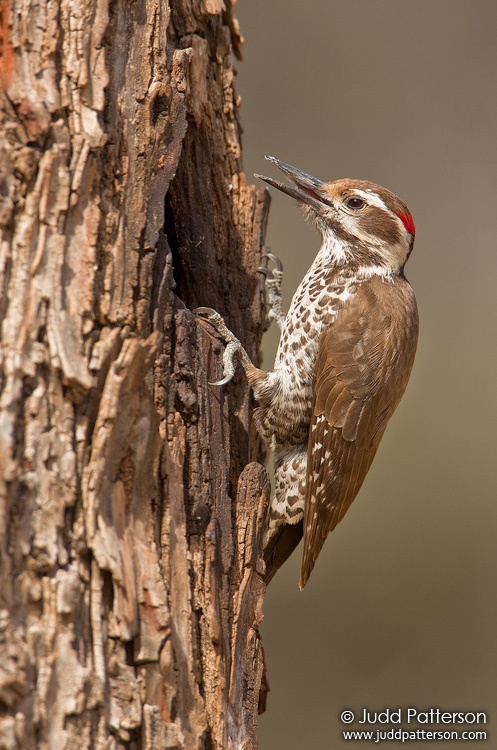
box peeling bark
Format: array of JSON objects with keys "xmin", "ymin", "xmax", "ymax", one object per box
[{"xmin": 0, "ymin": 0, "xmax": 270, "ymax": 747}]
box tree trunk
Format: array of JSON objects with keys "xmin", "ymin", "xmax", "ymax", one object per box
[{"xmin": 0, "ymin": 0, "xmax": 270, "ymax": 747}]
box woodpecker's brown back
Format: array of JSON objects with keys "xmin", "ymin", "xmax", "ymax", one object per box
[{"xmin": 299, "ymin": 274, "xmax": 418, "ymax": 587}]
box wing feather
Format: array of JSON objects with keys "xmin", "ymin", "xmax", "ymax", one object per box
[{"xmin": 299, "ymin": 276, "xmax": 418, "ymax": 588}]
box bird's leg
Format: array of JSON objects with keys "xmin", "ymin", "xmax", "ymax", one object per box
[
  {"xmin": 258, "ymin": 250, "xmax": 286, "ymax": 331},
  {"xmin": 194, "ymin": 307, "xmax": 266, "ymax": 387}
]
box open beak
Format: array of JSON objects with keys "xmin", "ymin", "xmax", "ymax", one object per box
[{"xmin": 255, "ymin": 156, "xmax": 330, "ymax": 209}]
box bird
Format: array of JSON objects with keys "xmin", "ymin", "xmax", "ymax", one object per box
[{"xmin": 196, "ymin": 156, "xmax": 418, "ymax": 589}]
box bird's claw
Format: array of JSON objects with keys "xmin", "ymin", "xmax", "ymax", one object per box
[
  {"xmin": 194, "ymin": 307, "xmax": 246, "ymax": 386},
  {"xmin": 194, "ymin": 306, "xmax": 225, "ymax": 327},
  {"xmin": 208, "ymin": 374, "xmax": 233, "ymax": 387},
  {"xmin": 257, "ymin": 250, "xmax": 284, "ymax": 279},
  {"xmin": 262, "ymin": 251, "xmax": 283, "ymax": 272},
  {"xmin": 257, "ymin": 249, "xmax": 286, "ymax": 331},
  {"xmin": 195, "ymin": 307, "xmax": 217, "ymax": 316}
]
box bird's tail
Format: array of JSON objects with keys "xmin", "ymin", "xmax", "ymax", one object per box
[{"xmin": 263, "ymin": 521, "xmax": 303, "ymax": 586}]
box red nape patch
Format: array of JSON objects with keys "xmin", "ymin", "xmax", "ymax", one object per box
[{"xmin": 398, "ymin": 211, "xmax": 416, "ymax": 236}]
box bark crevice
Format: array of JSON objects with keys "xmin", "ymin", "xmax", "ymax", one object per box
[{"xmin": 0, "ymin": 0, "xmax": 270, "ymax": 747}]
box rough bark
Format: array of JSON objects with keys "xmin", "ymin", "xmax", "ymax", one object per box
[{"xmin": 0, "ymin": 0, "xmax": 270, "ymax": 747}]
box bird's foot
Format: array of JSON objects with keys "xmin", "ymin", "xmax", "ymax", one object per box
[
  {"xmin": 194, "ymin": 307, "xmax": 252, "ymax": 386},
  {"xmin": 258, "ymin": 249, "xmax": 286, "ymax": 331}
]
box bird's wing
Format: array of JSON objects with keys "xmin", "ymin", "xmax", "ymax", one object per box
[{"xmin": 300, "ymin": 276, "xmax": 418, "ymax": 588}]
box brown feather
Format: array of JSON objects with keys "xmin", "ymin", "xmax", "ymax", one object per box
[
  {"xmin": 299, "ymin": 275, "xmax": 418, "ymax": 588},
  {"xmin": 264, "ymin": 521, "xmax": 303, "ymax": 585}
]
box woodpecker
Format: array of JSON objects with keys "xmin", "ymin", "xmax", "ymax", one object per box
[{"xmin": 196, "ymin": 156, "xmax": 418, "ymax": 588}]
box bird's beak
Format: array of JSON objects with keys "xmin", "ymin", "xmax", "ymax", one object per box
[{"xmin": 255, "ymin": 156, "xmax": 330, "ymax": 209}]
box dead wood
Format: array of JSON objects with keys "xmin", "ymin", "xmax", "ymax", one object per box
[{"xmin": 0, "ymin": 0, "xmax": 270, "ymax": 746}]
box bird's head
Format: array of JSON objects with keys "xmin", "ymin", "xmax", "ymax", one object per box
[{"xmin": 256, "ymin": 156, "xmax": 415, "ymax": 273}]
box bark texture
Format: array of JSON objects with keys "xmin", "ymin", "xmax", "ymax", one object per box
[{"xmin": 0, "ymin": 0, "xmax": 270, "ymax": 747}]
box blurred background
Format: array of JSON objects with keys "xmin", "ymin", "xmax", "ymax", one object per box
[{"xmin": 234, "ymin": 1, "xmax": 497, "ymax": 747}]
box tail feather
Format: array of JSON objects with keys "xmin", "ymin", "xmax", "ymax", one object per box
[{"xmin": 263, "ymin": 521, "xmax": 303, "ymax": 585}]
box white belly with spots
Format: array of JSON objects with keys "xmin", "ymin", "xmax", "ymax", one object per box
[
  {"xmin": 260, "ymin": 264, "xmax": 356, "ymax": 447},
  {"xmin": 258, "ymin": 259, "xmax": 359, "ymax": 537}
]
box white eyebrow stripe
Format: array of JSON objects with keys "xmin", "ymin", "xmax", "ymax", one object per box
[
  {"xmin": 348, "ymin": 188, "xmax": 407, "ymax": 236},
  {"xmin": 350, "ymin": 189, "xmax": 392, "ymax": 213}
]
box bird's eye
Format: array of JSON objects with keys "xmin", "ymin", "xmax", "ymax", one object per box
[{"xmin": 346, "ymin": 196, "xmax": 366, "ymax": 210}]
